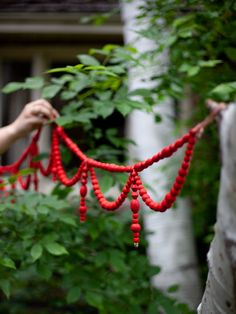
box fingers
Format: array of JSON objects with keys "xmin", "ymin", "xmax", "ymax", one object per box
[{"xmin": 25, "ymin": 99, "xmax": 59, "ymax": 120}]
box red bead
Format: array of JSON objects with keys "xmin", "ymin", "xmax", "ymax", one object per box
[
  {"xmin": 81, "ymin": 178, "xmax": 87, "ymax": 185},
  {"xmin": 184, "ymin": 133, "xmax": 191, "ymax": 141},
  {"xmin": 184, "ymin": 156, "xmax": 191, "ymax": 163},
  {"xmin": 132, "ymin": 191, "xmax": 139, "ymax": 198},
  {"xmin": 79, "ymin": 206, "xmax": 87, "ymax": 214},
  {"xmin": 133, "ymin": 213, "xmax": 139, "ymax": 219},
  {"xmin": 186, "ymin": 149, "xmax": 193, "ymax": 156},
  {"xmin": 165, "ymin": 193, "xmax": 174, "ymax": 204},
  {"xmin": 131, "ymin": 223, "xmax": 141, "ymax": 232},
  {"xmin": 176, "ymin": 176, "xmax": 185, "ymax": 184},
  {"xmin": 142, "ymin": 194, "xmax": 149, "ymax": 201},
  {"xmin": 93, "ymin": 183, "xmax": 99, "ymax": 189},
  {"xmin": 139, "ymin": 187, "xmax": 146, "ymax": 196},
  {"xmin": 171, "ymin": 188, "xmax": 178, "ymax": 197},
  {"xmin": 182, "ymin": 161, "xmax": 189, "ymax": 170},
  {"xmin": 80, "ymin": 216, "xmax": 86, "ymax": 222},
  {"xmin": 130, "ymin": 199, "xmax": 140, "ymax": 213},
  {"xmin": 82, "ymin": 172, "xmax": 88, "ymax": 179},
  {"xmin": 174, "ymin": 139, "xmax": 184, "ymax": 149},
  {"xmin": 80, "ymin": 185, "xmax": 87, "ymax": 197},
  {"xmin": 178, "ymin": 169, "xmax": 187, "ymax": 177},
  {"xmin": 133, "ymin": 237, "xmax": 140, "ymax": 243},
  {"xmin": 188, "ymin": 136, "xmax": 196, "ymax": 145},
  {"xmin": 173, "ymin": 182, "xmax": 182, "ymax": 191},
  {"xmin": 162, "ymin": 147, "xmax": 172, "ymax": 158}
]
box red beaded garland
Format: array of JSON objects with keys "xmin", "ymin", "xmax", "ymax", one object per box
[{"xmin": 0, "ymin": 110, "xmax": 216, "ymax": 247}]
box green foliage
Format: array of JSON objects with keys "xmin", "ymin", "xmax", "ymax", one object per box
[
  {"xmin": 138, "ymin": 0, "xmax": 236, "ymax": 102},
  {"xmin": 0, "ymin": 191, "xmax": 194, "ymax": 314}
]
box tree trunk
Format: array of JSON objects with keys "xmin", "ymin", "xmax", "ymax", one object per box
[
  {"xmin": 198, "ymin": 104, "xmax": 236, "ymax": 313},
  {"xmin": 121, "ymin": 0, "xmax": 201, "ymax": 308}
]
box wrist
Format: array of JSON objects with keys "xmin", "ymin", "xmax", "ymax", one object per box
[{"xmin": 6, "ymin": 123, "xmax": 21, "ymax": 142}]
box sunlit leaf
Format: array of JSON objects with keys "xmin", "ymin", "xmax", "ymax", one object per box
[
  {"xmin": 78, "ymin": 54, "xmax": 100, "ymax": 66},
  {"xmin": 45, "ymin": 242, "xmax": 68, "ymax": 256},
  {"xmin": 30, "ymin": 243, "xmax": 43, "ymax": 262}
]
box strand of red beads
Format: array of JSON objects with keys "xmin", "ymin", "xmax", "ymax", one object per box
[
  {"xmin": 51, "ymin": 128, "xmax": 59, "ymax": 182},
  {"xmin": 137, "ymin": 131, "xmax": 197, "ymax": 212},
  {"xmin": 90, "ymin": 167, "xmax": 132, "ymax": 211},
  {"xmin": 52, "ymin": 127, "xmax": 84, "ymax": 186},
  {"xmin": 78, "ymin": 162, "xmax": 89, "ymax": 222},
  {"xmin": 130, "ymin": 170, "xmax": 141, "ymax": 248}
]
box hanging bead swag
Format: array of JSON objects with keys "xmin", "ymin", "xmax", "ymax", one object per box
[{"xmin": 0, "ymin": 100, "xmax": 225, "ymax": 247}]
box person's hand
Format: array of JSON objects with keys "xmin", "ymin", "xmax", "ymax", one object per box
[{"xmin": 9, "ymin": 99, "xmax": 59, "ymax": 139}]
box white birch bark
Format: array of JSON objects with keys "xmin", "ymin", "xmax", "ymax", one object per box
[
  {"xmin": 121, "ymin": 0, "xmax": 201, "ymax": 308},
  {"xmin": 198, "ymin": 104, "xmax": 236, "ymax": 313}
]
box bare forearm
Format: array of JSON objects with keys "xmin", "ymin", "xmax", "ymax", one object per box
[
  {"xmin": 0, "ymin": 124, "xmax": 20, "ymax": 155},
  {"xmin": 0, "ymin": 99, "xmax": 58, "ymax": 156}
]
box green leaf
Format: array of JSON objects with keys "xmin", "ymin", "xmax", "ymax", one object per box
[
  {"xmin": 86, "ymin": 291, "xmax": 104, "ymax": 309},
  {"xmin": 115, "ymin": 101, "xmax": 133, "ymax": 116},
  {"xmin": 102, "ymin": 44, "xmax": 119, "ymax": 53},
  {"xmin": 173, "ymin": 14, "xmax": 195, "ymax": 28},
  {"xmin": 37, "ymin": 263, "xmax": 52, "ymax": 280},
  {"xmin": 47, "ymin": 66, "xmax": 79, "ymax": 74},
  {"xmin": 2, "ymin": 82, "xmax": 24, "ymax": 93},
  {"xmin": 18, "ymin": 168, "xmax": 36, "ymax": 176},
  {"xmin": 42, "ymin": 84, "xmax": 62, "ymax": 99},
  {"xmin": 93, "ymin": 70, "xmax": 117, "ymax": 77},
  {"xmin": 74, "ymin": 64, "xmax": 84, "ymax": 71},
  {"xmin": 78, "ymin": 54, "xmax": 100, "ymax": 66},
  {"xmin": 24, "ymin": 76, "xmax": 44, "ymax": 89},
  {"xmin": 211, "ymin": 82, "xmax": 236, "ymax": 99},
  {"xmin": 51, "ymin": 74, "xmax": 73, "ymax": 85},
  {"xmin": 109, "ymin": 250, "xmax": 126, "ymax": 272},
  {"xmin": 94, "ymin": 252, "xmax": 108, "ymax": 267},
  {"xmin": 95, "ymin": 90, "xmax": 112, "ymax": 101},
  {"xmin": 61, "ymin": 91, "xmax": 77, "ymax": 100},
  {"xmin": 0, "ymin": 257, "xmax": 16, "ymax": 269},
  {"xmin": 149, "ymin": 265, "xmax": 161, "ymax": 276},
  {"xmin": 225, "ymin": 47, "xmax": 236, "ymax": 62},
  {"xmin": 61, "ymin": 101, "xmax": 83, "ymax": 114},
  {"xmin": 106, "ymin": 65, "xmax": 126, "ymax": 74},
  {"xmin": 30, "ymin": 243, "xmax": 43, "ymax": 262},
  {"xmin": 155, "ymin": 114, "xmax": 162, "ymax": 123},
  {"xmin": 32, "ymin": 152, "xmax": 49, "ymax": 162},
  {"xmin": 0, "ymin": 280, "xmax": 11, "ymax": 298},
  {"xmin": 66, "ymin": 286, "xmax": 81, "ymax": 304},
  {"xmin": 55, "ymin": 115, "xmax": 75, "ymax": 126},
  {"xmin": 187, "ymin": 66, "xmax": 200, "ymax": 76},
  {"xmin": 38, "ymin": 205, "xmax": 49, "ymax": 215},
  {"xmin": 167, "ymin": 284, "xmax": 179, "ymax": 293},
  {"xmin": 58, "ymin": 215, "xmax": 76, "ymax": 227},
  {"xmin": 99, "ymin": 175, "xmax": 114, "ymax": 193},
  {"xmin": 199, "ymin": 60, "xmax": 222, "ymax": 67},
  {"xmin": 69, "ymin": 77, "xmax": 91, "ymax": 93},
  {"xmin": 84, "ymin": 65, "xmax": 106, "ymax": 71},
  {"xmin": 179, "ymin": 64, "xmax": 200, "ymax": 76},
  {"xmin": 45, "ymin": 242, "xmax": 68, "ymax": 256},
  {"xmin": 93, "ymin": 100, "xmax": 114, "ymax": 118},
  {"xmin": 56, "ymin": 111, "xmax": 97, "ymax": 126},
  {"xmin": 129, "ymin": 88, "xmax": 151, "ymax": 98}
]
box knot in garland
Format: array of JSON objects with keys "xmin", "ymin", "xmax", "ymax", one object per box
[{"xmin": 0, "ymin": 101, "xmax": 225, "ymax": 247}]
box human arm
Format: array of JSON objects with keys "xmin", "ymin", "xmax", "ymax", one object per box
[{"xmin": 0, "ymin": 99, "xmax": 58, "ymax": 155}]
